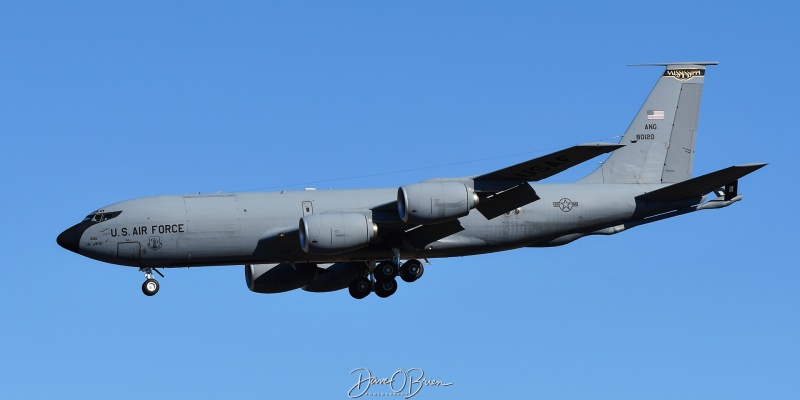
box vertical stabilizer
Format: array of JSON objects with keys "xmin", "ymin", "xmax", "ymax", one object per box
[{"xmin": 581, "ymin": 62, "xmax": 716, "ymax": 184}]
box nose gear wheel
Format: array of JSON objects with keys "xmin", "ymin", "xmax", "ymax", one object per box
[{"xmin": 139, "ymin": 267, "xmax": 163, "ymax": 296}]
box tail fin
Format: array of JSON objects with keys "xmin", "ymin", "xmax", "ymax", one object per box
[{"xmin": 581, "ymin": 62, "xmax": 718, "ymax": 184}]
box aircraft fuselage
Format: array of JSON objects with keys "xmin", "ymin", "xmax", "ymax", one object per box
[{"xmin": 58, "ymin": 182, "xmax": 681, "ymax": 269}]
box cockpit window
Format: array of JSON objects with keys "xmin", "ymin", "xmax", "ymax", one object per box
[{"xmin": 83, "ymin": 211, "xmax": 122, "ymax": 222}]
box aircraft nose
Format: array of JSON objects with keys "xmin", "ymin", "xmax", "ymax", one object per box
[{"xmin": 57, "ymin": 224, "xmax": 85, "ymax": 254}]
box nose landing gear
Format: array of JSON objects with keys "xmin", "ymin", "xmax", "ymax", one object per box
[{"xmin": 139, "ymin": 267, "xmax": 164, "ymax": 296}]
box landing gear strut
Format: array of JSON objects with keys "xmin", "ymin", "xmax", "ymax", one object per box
[{"xmin": 139, "ymin": 267, "xmax": 163, "ymax": 296}]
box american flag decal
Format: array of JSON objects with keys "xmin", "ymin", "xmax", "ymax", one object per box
[{"xmin": 647, "ymin": 110, "xmax": 664, "ymax": 120}]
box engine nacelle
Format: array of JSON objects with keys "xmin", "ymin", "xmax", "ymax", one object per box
[
  {"xmin": 245, "ymin": 262, "xmax": 368, "ymax": 294},
  {"xmin": 299, "ymin": 213, "xmax": 378, "ymax": 255},
  {"xmin": 245, "ymin": 263, "xmax": 318, "ymax": 293},
  {"xmin": 303, "ymin": 262, "xmax": 368, "ymax": 292},
  {"xmin": 398, "ymin": 182, "xmax": 479, "ymax": 224}
]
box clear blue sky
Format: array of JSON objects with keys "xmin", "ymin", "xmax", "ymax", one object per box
[{"xmin": 2, "ymin": 2, "xmax": 797, "ymax": 399}]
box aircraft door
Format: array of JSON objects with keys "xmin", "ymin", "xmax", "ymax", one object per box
[
  {"xmin": 302, "ymin": 201, "xmax": 313, "ymax": 216},
  {"xmin": 117, "ymin": 242, "xmax": 141, "ymax": 260}
]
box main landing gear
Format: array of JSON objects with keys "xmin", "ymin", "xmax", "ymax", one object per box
[
  {"xmin": 139, "ymin": 267, "xmax": 164, "ymax": 296},
  {"xmin": 347, "ymin": 258, "xmax": 425, "ymax": 300}
]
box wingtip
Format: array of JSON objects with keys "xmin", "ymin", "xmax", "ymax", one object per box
[{"xmin": 736, "ymin": 162, "xmax": 768, "ymax": 169}]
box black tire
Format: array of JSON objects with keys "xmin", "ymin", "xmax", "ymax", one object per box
[
  {"xmin": 374, "ymin": 278, "xmax": 397, "ymax": 298},
  {"xmin": 142, "ymin": 278, "xmax": 159, "ymax": 296},
  {"xmin": 374, "ymin": 261, "xmax": 398, "ymax": 282},
  {"xmin": 348, "ymin": 277, "xmax": 371, "ymax": 299},
  {"xmin": 400, "ymin": 259, "xmax": 424, "ymax": 283}
]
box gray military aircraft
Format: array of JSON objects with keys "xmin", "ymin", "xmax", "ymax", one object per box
[{"xmin": 58, "ymin": 62, "xmax": 765, "ymax": 298}]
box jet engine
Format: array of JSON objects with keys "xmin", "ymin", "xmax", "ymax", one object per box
[
  {"xmin": 245, "ymin": 262, "xmax": 367, "ymax": 294},
  {"xmin": 245, "ymin": 263, "xmax": 318, "ymax": 293},
  {"xmin": 303, "ymin": 262, "xmax": 367, "ymax": 292},
  {"xmin": 299, "ymin": 213, "xmax": 378, "ymax": 255},
  {"xmin": 398, "ymin": 182, "xmax": 479, "ymax": 224}
]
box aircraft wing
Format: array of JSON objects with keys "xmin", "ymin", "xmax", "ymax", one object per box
[
  {"xmin": 467, "ymin": 142, "xmax": 622, "ymax": 219},
  {"xmin": 473, "ymin": 142, "xmax": 623, "ymax": 182},
  {"xmin": 262, "ymin": 143, "xmax": 630, "ymax": 251},
  {"xmin": 637, "ymin": 163, "xmax": 767, "ymax": 202},
  {"xmin": 360, "ymin": 142, "xmax": 625, "ymax": 223}
]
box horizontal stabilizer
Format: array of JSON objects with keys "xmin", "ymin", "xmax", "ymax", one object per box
[
  {"xmin": 637, "ymin": 163, "xmax": 767, "ymax": 202},
  {"xmin": 474, "ymin": 142, "xmax": 623, "ymax": 182}
]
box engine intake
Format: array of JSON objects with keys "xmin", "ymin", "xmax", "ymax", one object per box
[
  {"xmin": 398, "ymin": 182, "xmax": 479, "ymax": 224},
  {"xmin": 299, "ymin": 213, "xmax": 377, "ymax": 255}
]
